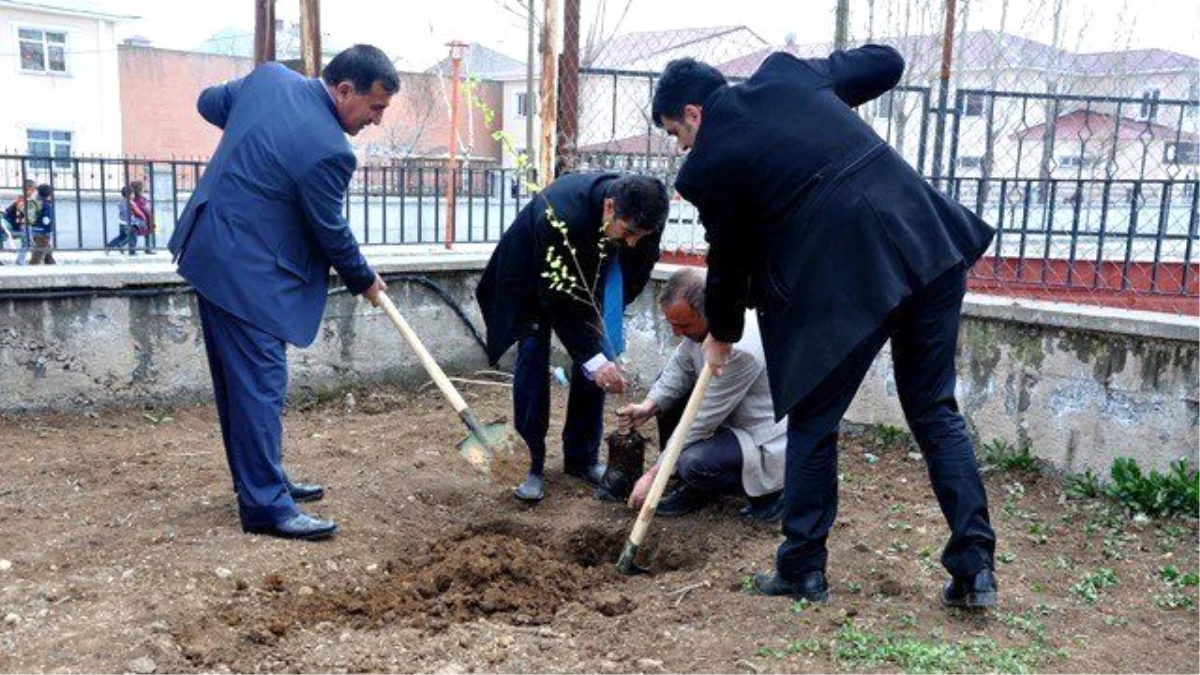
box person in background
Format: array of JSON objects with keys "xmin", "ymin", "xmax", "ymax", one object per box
[
  {"xmin": 29, "ymin": 184, "xmax": 55, "ymax": 265},
  {"xmin": 106, "ymin": 186, "xmax": 134, "ymax": 253},
  {"xmin": 5, "ymin": 180, "xmax": 38, "ymax": 266},
  {"xmin": 129, "ymin": 180, "xmax": 155, "ymax": 254}
]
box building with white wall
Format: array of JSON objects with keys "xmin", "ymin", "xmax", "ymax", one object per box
[{"xmin": 0, "ymin": 0, "xmax": 134, "ymax": 178}]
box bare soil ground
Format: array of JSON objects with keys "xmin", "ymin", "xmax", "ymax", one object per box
[{"xmin": 0, "ymin": 384, "xmax": 1196, "ymax": 674}]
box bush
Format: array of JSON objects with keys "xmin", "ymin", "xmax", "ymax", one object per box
[{"xmin": 1105, "ymin": 458, "xmax": 1198, "ymax": 518}]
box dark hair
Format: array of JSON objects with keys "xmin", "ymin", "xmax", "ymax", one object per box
[
  {"xmin": 607, "ymin": 175, "xmax": 669, "ymax": 235},
  {"xmin": 36, "ymin": 184, "xmax": 53, "ymax": 199},
  {"xmin": 652, "ymin": 58, "xmax": 727, "ymax": 127},
  {"xmin": 322, "ymin": 44, "xmax": 400, "ymax": 94},
  {"xmin": 661, "ymin": 267, "xmax": 706, "ymax": 317},
  {"xmin": 130, "ymin": 180, "xmax": 145, "ymax": 196},
  {"xmin": 120, "ymin": 186, "xmax": 129, "ymax": 198},
  {"xmin": 23, "ymin": 179, "xmax": 36, "ymax": 190}
]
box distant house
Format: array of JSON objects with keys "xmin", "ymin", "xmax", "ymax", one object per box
[
  {"xmin": 717, "ymin": 30, "xmax": 1199, "ymax": 184},
  {"xmin": 0, "ymin": 0, "xmax": 135, "ymax": 181}
]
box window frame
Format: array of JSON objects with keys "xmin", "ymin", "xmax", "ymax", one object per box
[
  {"xmin": 16, "ymin": 24, "xmax": 70, "ymax": 75},
  {"xmin": 26, "ymin": 128, "xmax": 74, "ymax": 171}
]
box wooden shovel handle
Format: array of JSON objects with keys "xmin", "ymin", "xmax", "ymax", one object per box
[
  {"xmin": 627, "ymin": 362, "xmax": 715, "ymax": 547},
  {"xmin": 374, "ymin": 292, "xmax": 470, "ymax": 415}
]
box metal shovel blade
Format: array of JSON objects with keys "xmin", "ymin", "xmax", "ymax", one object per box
[
  {"xmin": 457, "ymin": 421, "xmax": 527, "ymax": 484},
  {"xmin": 616, "ymin": 540, "xmax": 651, "ymax": 576}
]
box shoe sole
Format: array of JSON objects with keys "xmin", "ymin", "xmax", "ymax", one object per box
[
  {"xmin": 513, "ymin": 491, "xmax": 544, "ymax": 502},
  {"xmin": 291, "ymin": 492, "xmax": 325, "ymax": 503},
  {"xmin": 244, "ymin": 527, "xmax": 337, "ymax": 541}
]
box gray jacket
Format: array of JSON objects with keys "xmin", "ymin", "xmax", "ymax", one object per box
[{"xmin": 647, "ymin": 312, "xmax": 786, "ymax": 496}]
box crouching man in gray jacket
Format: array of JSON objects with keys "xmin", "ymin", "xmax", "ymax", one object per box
[{"xmin": 620, "ymin": 267, "xmax": 786, "ymax": 522}]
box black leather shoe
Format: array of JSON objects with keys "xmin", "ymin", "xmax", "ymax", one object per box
[
  {"xmin": 740, "ymin": 492, "xmax": 784, "ymax": 523},
  {"xmin": 514, "ymin": 473, "xmax": 545, "ymax": 502},
  {"xmin": 244, "ymin": 513, "xmax": 337, "ymax": 541},
  {"xmin": 942, "ymin": 569, "xmax": 998, "ymax": 608},
  {"xmin": 656, "ymin": 485, "xmax": 712, "ymax": 518},
  {"xmin": 287, "ymin": 481, "xmax": 325, "ymax": 503},
  {"xmin": 752, "ymin": 571, "xmax": 830, "ymax": 602},
  {"xmin": 564, "ymin": 462, "xmax": 607, "ymax": 486}
]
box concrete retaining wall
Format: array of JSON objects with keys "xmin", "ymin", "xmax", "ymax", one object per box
[{"xmin": 1, "ymin": 254, "xmax": 1195, "ymax": 474}]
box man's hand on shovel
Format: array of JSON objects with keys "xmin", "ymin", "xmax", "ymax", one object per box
[
  {"xmin": 702, "ymin": 335, "xmax": 733, "ymax": 376},
  {"xmin": 363, "ymin": 274, "xmax": 389, "ymax": 306}
]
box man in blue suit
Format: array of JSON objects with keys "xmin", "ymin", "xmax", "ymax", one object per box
[{"xmin": 168, "ymin": 45, "xmax": 398, "ymax": 541}]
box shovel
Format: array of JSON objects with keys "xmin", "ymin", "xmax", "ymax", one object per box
[
  {"xmin": 374, "ymin": 292, "xmax": 524, "ymax": 479},
  {"xmin": 617, "ymin": 362, "xmax": 715, "ymax": 575}
]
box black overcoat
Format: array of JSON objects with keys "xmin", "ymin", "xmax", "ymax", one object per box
[
  {"xmin": 477, "ymin": 172, "xmax": 660, "ymax": 365},
  {"xmin": 675, "ymin": 45, "xmax": 995, "ymax": 419}
]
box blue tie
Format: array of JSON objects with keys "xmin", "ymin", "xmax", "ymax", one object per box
[{"xmin": 602, "ymin": 252, "xmax": 625, "ymax": 359}]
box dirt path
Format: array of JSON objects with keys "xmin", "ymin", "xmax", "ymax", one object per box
[{"xmin": 0, "ymin": 385, "xmax": 1195, "ymax": 673}]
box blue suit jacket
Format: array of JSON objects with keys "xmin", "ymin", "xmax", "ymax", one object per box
[{"xmin": 168, "ymin": 62, "xmax": 375, "ymax": 347}]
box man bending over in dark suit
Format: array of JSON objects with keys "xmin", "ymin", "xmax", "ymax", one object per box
[
  {"xmin": 168, "ymin": 45, "xmax": 397, "ymax": 541},
  {"xmin": 477, "ymin": 172, "xmax": 669, "ymax": 502},
  {"xmin": 652, "ymin": 46, "xmax": 998, "ymax": 608}
]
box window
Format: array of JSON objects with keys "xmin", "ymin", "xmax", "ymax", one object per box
[
  {"xmin": 516, "ymin": 92, "xmax": 530, "ymax": 118},
  {"xmin": 873, "ymin": 90, "xmax": 893, "ymax": 118},
  {"xmin": 963, "ymin": 92, "xmax": 985, "ymax": 117},
  {"xmin": 18, "ymin": 28, "xmax": 68, "ymax": 73},
  {"xmin": 27, "ymin": 129, "xmax": 72, "ymax": 170},
  {"xmin": 957, "ymin": 155, "xmax": 983, "ymax": 169},
  {"xmin": 1165, "ymin": 141, "xmax": 1198, "ymax": 165},
  {"xmin": 1139, "ymin": 88, "xmax": 1160, "ymax": 120},
  {"xmin": 1186, "ymin": 84, "xmax": 1198, "ymax": 118},
  {"xmin": 1057, "ymin": 154, "xmax": 1098, "ymax": 169}
]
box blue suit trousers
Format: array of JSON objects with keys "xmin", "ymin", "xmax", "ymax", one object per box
[{"xmin": 197, "ymin": 296, "xmax": 298, "ymax": 528}]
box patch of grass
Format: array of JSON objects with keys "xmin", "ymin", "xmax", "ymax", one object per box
[
  {"xmin": 833, "ymin": 621, "xmax": 1065, "ymax": 673},
  {"xmin": 1160, "ymin": 565, "xmax": 1200, "ymax": 587},
  {"xmin": 982, "ymin": 438, "xmax": 1041, "ymax": 472},
  {"xmin": 789, "ymin": 598, "xmax": 813, "ymax": 614},
  {"xmin": 1068, "ymin": 568, "xmax": 1118, "ymax": 604},
  {"xmin": 997, "ymin": 552, "xmax": 1016, "ymax": 564},
  {"xmin": 871, "ymin": 424, "xmax": 914, "ymax": 452},
  {"xmin": 739, "ymin": 575, "xmax": 755, "ymax": 593},
  {"xmin": 1153, "ymin": 591, "xmax": 1196, "ymax": 610},
  {"xmin": 845, "ymin": 580, "xmax": 864, "ymax": 594},
  {"xmin": 1105, "ymin": 458, "xmax": 1198, "ymax": 518}
]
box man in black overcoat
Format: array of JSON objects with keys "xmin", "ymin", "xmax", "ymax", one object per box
[
  {"xmin": 652, "ymin": 45, "xmax": 998, "ymax": 607},
  {"xmin": 477, "ymin": 172, "xmax": 669, "ymax": 502}
]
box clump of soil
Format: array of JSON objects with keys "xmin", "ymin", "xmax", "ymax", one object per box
[{"xmin": 596, "ymin": 429, "xmax": 648, "ymax": 501}]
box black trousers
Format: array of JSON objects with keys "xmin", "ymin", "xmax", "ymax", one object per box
[
  {"xmin": 512, "ymin": 323, "xmax": 605, "ymax": 475},
  {"xmin": 657, "ymin": 401, "xmax": 745, "ymax": 496},
  {"xmin": 775, "ymin": 266, "xmax": 995, "ymax": 580}
]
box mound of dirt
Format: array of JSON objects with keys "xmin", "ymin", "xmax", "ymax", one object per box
[{"xmin": 241, "ymin": 525, "xmax": 633, "ymax": 639}]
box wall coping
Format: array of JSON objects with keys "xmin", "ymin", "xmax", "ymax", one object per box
[{"xmin": 2, "ymin": 255, "xmax": 1195, "ymax": 344}]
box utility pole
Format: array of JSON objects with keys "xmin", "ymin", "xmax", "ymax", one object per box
[
  {"xmin": 931, "ymin": 0, "xmax": 957, "ymax": 186},
  {"xmin": 538, "ymin": 0, "xmax": 558, "ymax": 185},
  {"xmin": 526, "ymin": 0, "xmax": 536, "ymax": 180},
  {"xmin": 556, "ymin": 0, "xmax": 581, "ymax": 176},
  {"xmin": 834, "ymin": 0, "xmax": 850, "ymax": 51},
  {"xmin": 299, "ymin": 0, "xmax": 321, "ymax": 77},
  {"xmin": 254, "ymin": 0, "xmax": 276, "ymax": 64}
]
